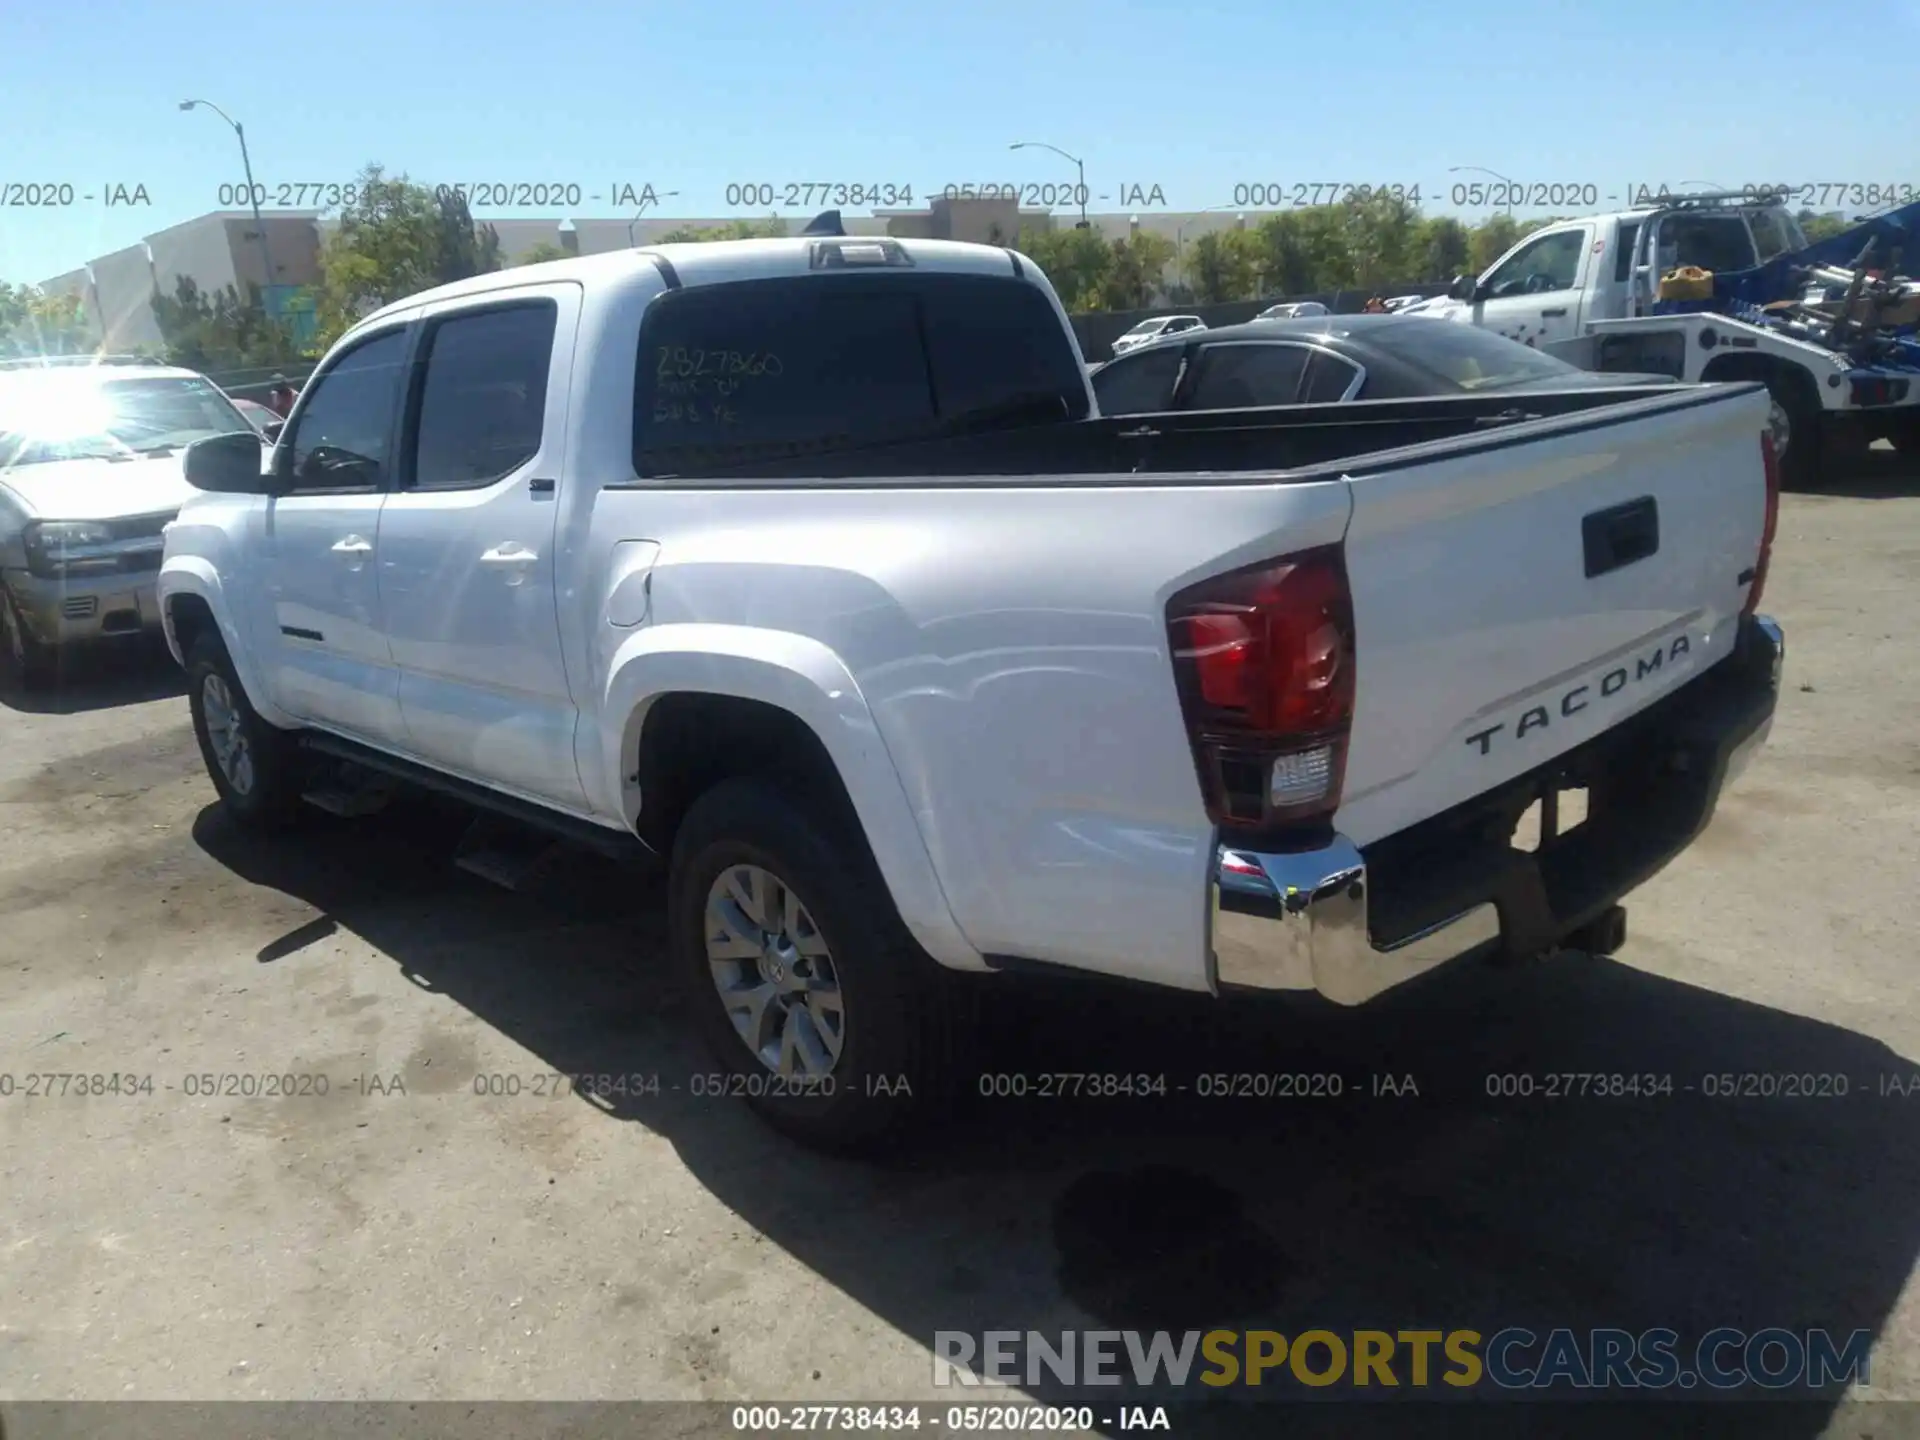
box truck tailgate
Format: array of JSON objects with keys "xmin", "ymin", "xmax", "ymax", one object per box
[{"xmin": 1335, "ymin": 385, "xmax": 1770, "ymax": 848}]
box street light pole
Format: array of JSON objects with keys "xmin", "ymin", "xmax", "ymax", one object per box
[
  {"xmin": 1448, "ymin": 164, "xmax": 1518, "ymax": 218},
  {"xmin": 180, "ymin": 100, "xmax": 277, "ymax": 316},
  {"xmin": 1010, "ymin": 141, "xmax": 1088, "ymax": 228},
  {"xmin": 1175, "ymin": 204, "xmax": 1246, "ymax": 286},
  {"xmin": 627, "ymin": 190, "xmax": 680, "ymax": 247}
]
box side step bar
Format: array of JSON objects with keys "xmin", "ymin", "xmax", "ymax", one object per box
[{"xmin": 296, "ymin": 731, "xmax": 655, "ymax": 862}]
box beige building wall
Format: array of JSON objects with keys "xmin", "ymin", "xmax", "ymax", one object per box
[{"xmin": 45, "ymin": 203, "xmax": 1267, "ymax": 343}]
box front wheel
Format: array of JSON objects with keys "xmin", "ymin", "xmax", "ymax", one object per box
[
  {"xmin": 185, "ymin": 633, "xmax": 306, "ymax": 829},
  {"xmin": 668, "ymin": 775, "xmax": 962, "ymax": 1153},
  {"xmin": 1, "ymin": 584, "xmax": 58, "ymax": 689}
]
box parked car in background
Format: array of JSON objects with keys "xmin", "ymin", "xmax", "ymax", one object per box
[
  {"xmin": 1110, "ymin": 313, "xmax": 1205, "ymax": 356},
  {"xmin": 1253, "ymin": 301, "xmax": 1330, "ymax": 321},
  {"xmin": 1091, "ymin": 314, "xmax": 1681, "ymax": 416},
  {"xmin": 228, "ymin": 397, "xmax": 284, "ymax": 440},
  {"xmin": 1383, "ymin": 295, "xmax": 1428, "ymax": 311},
  {"xmin": 1, "ymin": 363, "xmax": 263, "ymax": 685}
]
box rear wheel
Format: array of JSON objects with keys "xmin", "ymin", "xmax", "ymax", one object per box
[
  {"xmin": 1, "ymin": 584, "xmax": 58, "ymax": 689},
  {"xmin": 1766, "ymin": 371, "xmax": 1824, "ymax": 490},
  {"xmin": 668, "ymin": 775, "xmax": 963, "ymax": 1154},
  {"xmin": 185, "ymin": 632, "xmax": 306, "ymax": 829}
]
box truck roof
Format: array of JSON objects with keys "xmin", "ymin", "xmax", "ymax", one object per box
[{"xmin": 353, "ymin": 235, "xmax": 1040, "ymax": 333}]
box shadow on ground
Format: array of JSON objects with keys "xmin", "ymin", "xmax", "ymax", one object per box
[
  {"xmin": 194, "ymin": 801, "xmax": 1920, "ymax": 1440},
  {"xmin": 0, "ymin": 638, "xmax": 184, "ymax": 716},
  {"xmin": 1799, "ymin": 442, "xmax": 1920, "ymax": 501}
]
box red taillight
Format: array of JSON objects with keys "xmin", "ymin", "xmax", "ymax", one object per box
[
  {"xmin": 1167, "ymin": 545, "xmax": 1356, "ymax": 835},
  {"xmin": 1744, "ymin": 431, "xmax": 1780, "ymax": 618}
]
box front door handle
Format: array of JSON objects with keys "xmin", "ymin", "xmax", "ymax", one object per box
[
  {"xmin": 1541, "ymin": 307, "xmax": 1569, "ymax": 317},
  {"xmin": 330, "ymin": 535, "xmax": 373, "ymax": 570},
  {"xmin": 480, "ymin": 542, "xmax": 539, "ymax": 587}
]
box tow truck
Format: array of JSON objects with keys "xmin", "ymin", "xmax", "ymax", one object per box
[{"xmin": 1414, "ymin": 191, "xmax": 1920, "ymax": 484}]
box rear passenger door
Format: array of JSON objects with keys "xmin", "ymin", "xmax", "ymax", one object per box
[
  {"xmin": 1175, "ymin": 341, "xmax": 1313, "ymax": 410},
  {"xmin": 374, "ymin": 283, "xmax": 589, "ymax": 812}
]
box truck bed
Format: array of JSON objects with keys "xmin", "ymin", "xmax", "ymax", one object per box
[{"xmin": 613, "ymin": 382, "xmax": 1704, "ymax": 485}]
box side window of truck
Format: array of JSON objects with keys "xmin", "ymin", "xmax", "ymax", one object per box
[
  {"xmin": 1484, "ymin": 229, "xmax": 1586, "ymax": 298},
  {"xmin": 1746, "ymin": 208, "xmax": 1792, "ymax": 263},
  {"xmin": 1663, "ymin": 216, "xmax": 1758, "ymax": 274},
  {"xmin": 407, "ymin": 301, "xmax": 557, "ymax": 491},
  {"xmin": 281, "ymin": 328, "xmax": 410, "ymax": 494}
]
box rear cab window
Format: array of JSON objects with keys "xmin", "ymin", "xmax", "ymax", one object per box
[
  {"xmin": 1662, "ymin": 215, "xmax": 1759, "ymax": 273},
  {"xmin": 632, "ymin": 272, "xmax": 1089, "ymax": 476}
]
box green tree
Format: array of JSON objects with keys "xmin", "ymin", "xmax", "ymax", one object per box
[
  {"xmin": 1797, "ymin": 210, "xmax": 1850, "ymax": 244},
  {"xmin": 656, "ymin": 217, "xmax": 789, "ymax": 242},
  {"xmin": 1340, "ymin": 191, "xmax": 1422, "ymax": 290},
  {"xmin": 1467, "ymin": 213, "xmax": 1523, "ymax": 273},
  {"xmin": 0, "ymin": 285, "xmax": 98, "ymax": 359},
  {"xmin": 1012, "ymin": 227, "xmax": 1111, "ymax": 311},
  {"xmin": 1186, "ymin": 229, "xmax": 1260, "ymax": 303},
  {"xmin": 151, "ymin": 275, "xmax": 293, "ymax": 370},
  {"xmin": 313, "ymin": 165, "xmax": 505, "ymax": 348},
  {"xmin": 512, "ymin": 242, "xmax": 571, "ymax": 267},
  {"xmin": 1100, "ymin": 231, "xmax": 1177, "ymax": 310},
  {"xmin": 1417, "ymin": 216, "xmax": 1472, "ymax": 282}
]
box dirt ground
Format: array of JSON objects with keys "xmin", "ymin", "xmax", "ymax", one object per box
[{"xmin": 2, "ymin": 451, "xmax": 1919, "ymax": 1438}]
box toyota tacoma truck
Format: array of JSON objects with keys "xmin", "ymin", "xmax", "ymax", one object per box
[{"xmin": 158, "ymin": 227, "xmax": 1786, "ymax": 1152}]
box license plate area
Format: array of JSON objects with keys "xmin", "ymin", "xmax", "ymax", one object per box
[{"xmin": 1511, "ymin": 782, "xmax": 1590, "ymax": 854}]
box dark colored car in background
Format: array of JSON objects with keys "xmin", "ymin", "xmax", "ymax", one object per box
[{"xmin": 1089, "ymin": 314, "xmax": 1676, "ymax": 416}]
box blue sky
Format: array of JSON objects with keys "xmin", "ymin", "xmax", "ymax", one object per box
[{"xmin": 3, "ymin": 0, "xmax": 1917, "ymax": 285}]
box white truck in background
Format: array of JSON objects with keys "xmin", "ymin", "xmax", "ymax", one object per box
[
  {"xmin": 1413, "ymin": 192, "xmax": 1920, "ymax": 484},
  {"xmin": 159, "ymin": 227, "xmax": 1785, "ymax": 1152}
]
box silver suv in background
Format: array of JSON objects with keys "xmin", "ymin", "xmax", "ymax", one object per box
[{"xmin": 0, "ymin": 362, "xmax": 262, "ymax": 686}]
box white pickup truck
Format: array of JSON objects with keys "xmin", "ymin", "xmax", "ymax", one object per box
[{"xmin": 159, "ymin": 232, "xmax": 1786, "ymax": 1151}]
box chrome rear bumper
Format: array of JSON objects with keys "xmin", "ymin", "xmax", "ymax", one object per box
[
  {"xmin": 1213, "ymin": 840, "xmax": 1501, "ymax": 1005},
  {"xmin": 1212, "ymin": 614, "xmax": 1784, "ymax": 1007}
]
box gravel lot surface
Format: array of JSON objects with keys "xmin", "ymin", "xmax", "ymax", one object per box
[{"xmin": 3, "ymin": 453, "xmax": 1918, "ymax": 1438}]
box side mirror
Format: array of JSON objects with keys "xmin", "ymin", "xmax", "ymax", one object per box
[
  {"xmin": 263, "ymin": 419, "xmax": 285, "ymax": 443},
  {"xmin": 184, "ymin": 430, "xmax": 276, "ymax": 494},
  {"xmin": 1447, "ymin": 273, "xmax": 1476, "ymax": 302}
]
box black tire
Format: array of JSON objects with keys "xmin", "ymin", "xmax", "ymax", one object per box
[
  {"xmin": 1888, "ymin": 412, "xmax": 1920, "ymax": 454},
  {"xmin": 1767, "ymin": 370, "xmax": 1824, "ymax": 490},
  {"xmin": 184, "ymin": 632, "xmax": 307, "ymax": 829},
  {"xmin": 668, "ymin": 775, "xmax": 966, "ymax": 1154},
  {"xmin": 1, "ymin": 584, "xmax": 59, "ymax": 690}
]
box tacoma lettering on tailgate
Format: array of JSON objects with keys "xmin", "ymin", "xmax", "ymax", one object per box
[{"xmin": 1464, "ymin": 634, "xmax": 1693, "ymax": 757}]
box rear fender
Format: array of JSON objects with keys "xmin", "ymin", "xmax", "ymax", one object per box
[{"xmin": 600, "ymin": 623, "xmax": 985, "ymax": 971}]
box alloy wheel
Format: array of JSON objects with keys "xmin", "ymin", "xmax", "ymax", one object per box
[
  {"xmin": 703, "ymin": 863, "xmax": 846, "ymax": 1079},
  {"xmin": 200, "ymin": 672, "xmax": 255, "ymax": 796}
]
